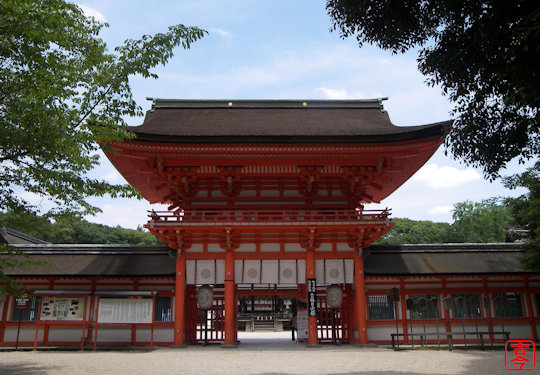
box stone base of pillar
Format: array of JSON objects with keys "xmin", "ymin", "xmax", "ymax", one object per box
[{"xmin": 221, "ymin": 344, "xmax": 239, "ymax": 349}]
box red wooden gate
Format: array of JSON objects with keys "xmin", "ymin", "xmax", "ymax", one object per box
[{"xmin": 317, "ymin": 293, "xmax": 349, "ymax": 343}]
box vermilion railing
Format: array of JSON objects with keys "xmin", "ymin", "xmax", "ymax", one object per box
[{"xmin": 148, "ymin": 209, "xmax": 391, "ymax": 224}]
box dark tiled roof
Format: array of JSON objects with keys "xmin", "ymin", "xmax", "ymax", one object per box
[
  {"xmin": 132, "ymin": 99, "xmax": 448, "ymax": 142},
  {"xmin": 364, "ymin": 243, "xmax": 527, "ymax": 275},
  {"xmin": 0, "ymin": 227, "xmax": 50, "ymax": 245},
  {"xmin": 2, "ymin": 243, "xmax": 527, "ymax": 277},
  {"xmin": 3, "ymin": 244, "xmax": 175, "ymax": 277}
]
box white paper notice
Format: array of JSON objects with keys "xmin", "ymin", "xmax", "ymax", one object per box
[
  {"xmin": 97, "ymin": 298, "xmax": 152, "ymax": 323},
  {"xmin": 297, "ymin": 310, "xmax": 308, "ymax": 340}
]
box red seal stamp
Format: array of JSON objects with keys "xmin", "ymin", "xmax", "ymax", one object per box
[{"xmin": 505, "ymin": 340, "xmax": 535, "ymax": 370}]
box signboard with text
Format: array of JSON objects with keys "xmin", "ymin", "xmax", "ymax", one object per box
[
  {"xmin": 297, "ymin": 310, "xmax": 308, "ymax": 340},
  {"xmin": 307, "ymin": 278, "xmax": 318, "ymax": 317},
  {"xmin": 97, "ymin": 298, "xmax": 152, "ymax": 324},
  {"xmin": 40, "ymin": 297, "xmax": 84, "ymax": 321},
  {"xmin": 15, "ymin": 294, "xmax": 29, "ymax": 310}
]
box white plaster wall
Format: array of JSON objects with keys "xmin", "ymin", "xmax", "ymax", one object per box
[
  {"xmin": 505, "ymin": 323, "xmax": 533, "ymax": 339},
  {"xmin": 236, "ymin": 243, "xmax": 256, "ymax": 252},
  {"xmin": 96, "ymin": 327, "xmax": 131, "ymax": 342},
  {"xmin": 48, "ymin": 326, "xmax": 84, "ymax": 342},
  {"xmin": 284, "ymin": 243, "xmax": 304, "ymax": 252},
  {"xmin": 186, "ymin": 244, "xmax": 203, "ymax": 253},
  {"xmin": 4, "ymin": 326, "xmax": 43, "ymax": 342},
  {"xmin": 260, "ymin": 190, "xmax": 279, "ymax": 197},
  {"xmin": 337, "ymin": 243, "xmax": 355, "ymax": 252},
  {"xmin": 367, "ymin": 326, "xmax": 396, "ymax": 341},
  {"xmin": 207, "ymin": 244, "xmax": 224, "ymax": 253},
  {"xmin": 153, "ymin": 327, "xmax": 173, "ymax": 342},
  {"xmin": 260, "ymin": 243, "xmax": 280, "ymax": 252},
  {"xmin": 315, "ymin": 243, "xmax": 332, "ymax": 252}
]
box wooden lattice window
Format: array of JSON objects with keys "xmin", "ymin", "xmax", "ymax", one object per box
[
  {"xmin": 409, "ymin": 294, "xmax": 439, "ymax": 319},
  {"xmin": 452, "ymin": 294, "xmax": 481, "ymax": 318},
  {"xmin": 494, "ymin": 292, "xmax": 523, "ymax": 318},
  {"xmin": 154, "ymin": 296, "xmax": 171, "ymax": 322},
  {"xmin": 367, "ymin": 294, "xmax": 395, "ymax": 320}
]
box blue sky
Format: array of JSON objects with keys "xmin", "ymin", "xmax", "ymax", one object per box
[{"xmin": 61, "ymin": 1, "xmax": 534, "ymax": 229}]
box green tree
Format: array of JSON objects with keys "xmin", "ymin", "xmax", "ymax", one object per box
[
  {"xmin": 375, "ymin": 218, "xmax": 452, "ymax": 244},
  {"xmin": 504, "ymin": 161, "xmax": 540, "ymax": 271},
  {"xmin": 0, "ymin": 0, "xmax": 205, "ymax": 295},
  {"xmin": 0, "ymin": 209, "xmax": 162, "ymax": 245},
  {"xmin": 1, "ymin": 0, "xmax": 206, "ymax": 217},
  {"xmin": 451, "ymin": 197, "xmax": 512, "ymax": 242},
  {"xmin": 327, "ymin": 0, "xmax": 539, "ymax": 179}
]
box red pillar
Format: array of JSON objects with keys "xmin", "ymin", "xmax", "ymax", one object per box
[
  {"xmin": 524, "ymin": 279, "xmax": 538, "ymax": 342},
  {"xmin": 224, "ymin": 249, "xmax": 236, "ymax": 346},
  {"xmin": 354, "ymin": 249, "xmax": 368, "ymax": 344},
  {"xmin": 306, "ymin": 249, "xmax": 318, "ymax": 346},
  {"xmin": 174, "ymin": 250, "xmax": 186, "ymax": 346}
]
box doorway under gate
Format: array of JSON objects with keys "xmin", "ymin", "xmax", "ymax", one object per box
[{"xmin": 187, "ymin": 285, "xmax": 351, "ymax": 345}]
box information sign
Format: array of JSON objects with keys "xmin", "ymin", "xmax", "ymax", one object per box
[
  {"xmin": 40, "ymin": 297, "xmax": 84, "ymax": 321},
  {"xmin": 307, "ymin": 278, "xmax": 318, "ymax": 317},
  {"xmin": 97, "ymin": 298, "xmax": 153, "ymax": 323},
  {"xmin": 297, "ymin": 310, "xmax": 308, "ymax": 340},
  {"xmin": 15, "ymin": 295, "xmax": 29, "ymax": 310}
]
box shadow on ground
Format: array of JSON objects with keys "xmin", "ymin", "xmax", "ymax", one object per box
[{"xmin": 0, "ymin": 363, "xmax": 61, "ymax": 375}]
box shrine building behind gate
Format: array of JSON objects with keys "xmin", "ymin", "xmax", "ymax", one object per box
[{"xmin": 1, "ymin": 99, "xmax": 538, "ymax": 348}]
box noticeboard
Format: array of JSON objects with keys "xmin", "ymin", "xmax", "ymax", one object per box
[
  {"xmin": 40, "ymin": 297, "xmax": 84, "ymax": 321},
  {"xmin": 97, "ymin": 298, "xmax": 153, "ymax": 324},
  {"xmin": 15, "ymin": 294, "xmax": 29, "ymax": 310},
  {"xmin": 296, "ymin": 310, "xmax": 308, "ymax": 340},
  {"xmin": 307, "ymin": 278, "xmax": 318, "ymax": 317}
]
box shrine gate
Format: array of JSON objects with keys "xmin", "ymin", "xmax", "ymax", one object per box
[{"xmin": 105, "ymin": 98, "xmax": 444, "ymax": 346}]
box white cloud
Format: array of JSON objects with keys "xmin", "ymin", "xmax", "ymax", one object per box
[
  {"xmin": 316, "ymin": 88, "xmax": 369, "ymax": 100},
  {"xmin": 77, "ymin": 4, "xmax": 106, "ymax": 23},
  {"xmin": 17, "ymin": 191, "xmax": 46, "ymax": 206},
  {"xmin": 212, "ymin": 28, "xmax": 231, "ymax": 37},
  {"xmin": 101, "ymin": 170, "xmax": 123, "ymax": 184},
  {"xmin": 411, "ymin": 163, "xmax": 482, "ymax": 188},
  {"xmin": 85, "ymin": 201, "xmax": 168, "ymax": 229},
  {"xmin": 427, "ymin": 205, "xmax": 454, "ymax": 215}
]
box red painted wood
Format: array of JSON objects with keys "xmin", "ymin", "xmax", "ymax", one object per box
[
  {"xmin": 354, "ymin": 252, "xmax": 368, "ymax": 344},
  {"xmin": 174, "ymin": 253, "xmax": 186, "ymax": 345},
  {"xmin": 224, "ymin": 250, "xmax": 236, "ymax": 346}
]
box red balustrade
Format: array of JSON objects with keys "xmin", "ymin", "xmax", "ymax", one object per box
[{"xmin": 148, "ymin": 209, "xmax": 391, "ymax": 225}]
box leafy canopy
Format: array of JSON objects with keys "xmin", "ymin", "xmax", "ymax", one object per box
[
  {"xmin": 0, "ymin": 0, "xmax": 205, "ymax": 296},
  {"xmin": 504, "ymin": 161, "xmax": 540, "ymax": 271},
  {"xmin": 0, "ymin": 0, "xmax": 206, "ymax": 218},
  {"xmin": 0, "ymin": 209, "xmax": 162, "ymax": 245},
  {"xmin": 376, "ymin": 198, "xmax": 515, "ymax": 244},
  {"xmin": 451, "ymin": 197, "xmax": 513, "ymax": 243},
  {"xmin": 375, "ymin": 218, "xmax": 453, "ymax": 244},
  {"xmin": 327, "ymin": 0, "xmax": 539, "ymax": 179}
]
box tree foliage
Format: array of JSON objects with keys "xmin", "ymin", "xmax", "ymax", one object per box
[
  {"xmin": 375, "ymin": 218, "xmax": 453, "ymax": 244},
  {"xmin": 327, "ymin": 0, "xmax": 539, "ymax": 179},
  {"xmin": 376, "ymin": 197, "xmax": 515, "ymax": 244},
  {"xmin": 504, "ymin": 161, "xmax": 540, "ymax": 271},
  {"xmin": 0, "ymin": 209, "xmax": 162, "ymax": 245},
  {"xmin": 0, "ymin": 0, "xmax": 206, "ymax": 218},
  {"xmin": 0, "ymin": 0, "xmax": 205, "ymax": 295},
  {"xmin": 451, "ymin": 197, "xmax": 513, "ymax": 242}
]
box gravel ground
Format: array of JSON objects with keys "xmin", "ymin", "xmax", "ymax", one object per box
[{"xmin": 0, "ymin": 332, "xmax": 536, "ymax": 375}]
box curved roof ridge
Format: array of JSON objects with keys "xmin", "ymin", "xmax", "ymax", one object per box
[
  {"xmin": 129, "ymin": 98, "xmax": 449, "ymax": 141},
  {"xmin": 147, "ymin": 98, "xmax": 388, "ymax": 110}
]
